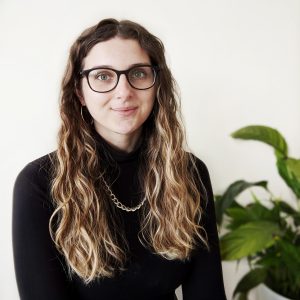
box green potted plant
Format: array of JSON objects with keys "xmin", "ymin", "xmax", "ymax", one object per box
[{"xmin": 215, "ymin": 125, "xmax": 300, "ymax": 300}]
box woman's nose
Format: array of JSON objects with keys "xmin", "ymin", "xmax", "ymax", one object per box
[{"xmin": 115, "ymin": 74, "xmax": 133, "ymax": 98}]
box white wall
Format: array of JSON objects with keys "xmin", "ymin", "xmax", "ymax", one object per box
[{"xmin": 1, "ymin": 0, "xmax": 299, "ymax": 299}]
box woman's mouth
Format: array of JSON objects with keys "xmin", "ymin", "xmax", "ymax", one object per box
[{"xmin": 111, "ymin": 107, "xmax": 137, "ymax": 116}]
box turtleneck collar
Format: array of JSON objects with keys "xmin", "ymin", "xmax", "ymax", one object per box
[{"xmin": 91, "ymin": 126, "xmax": 142, "ymax": 163}]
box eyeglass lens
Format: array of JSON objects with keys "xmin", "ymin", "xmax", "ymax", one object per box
[{"xmin": 87, "ymin": 66, "xmax": 156, "ymax": 92}]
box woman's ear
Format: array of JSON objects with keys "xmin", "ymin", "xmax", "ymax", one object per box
[
  {"xmin": 75, "ymin": 82, "xmax": 86, "ymax": 106},
  {"xmin": 77, "ymin": 91, "xmax": 86, "ymax": 106}
]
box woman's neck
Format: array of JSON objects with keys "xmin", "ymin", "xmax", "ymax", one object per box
[{"xmin": 93, "ymin": 125, "xmax": 142, "ymax": 153}]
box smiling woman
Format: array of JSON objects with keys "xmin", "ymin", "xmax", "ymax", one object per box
[
  {"xmin": 12, "ymin": 18, "xmax": 227, "ymax": 300},
  {"xmin": 78, "ymin": 37, "xmax": 156, "ymax": 151}
]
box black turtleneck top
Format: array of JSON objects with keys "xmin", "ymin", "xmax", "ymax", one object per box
[{"xmin": 12, "ymin": 129, "xmax": 227, "ymax": 300}]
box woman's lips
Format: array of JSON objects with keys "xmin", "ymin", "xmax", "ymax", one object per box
[{"xmin": 111, "ymin": 107, "xmax": 137, "ymax": 116}]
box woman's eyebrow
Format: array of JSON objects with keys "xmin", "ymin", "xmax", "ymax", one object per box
[{"xmin": 90, "ymin": 62, "xmax": 151, "ymax": 69}]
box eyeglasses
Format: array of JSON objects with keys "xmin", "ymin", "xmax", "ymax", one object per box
[{"xmin": 79, "ymin": 64, "xmax": 159, "ymax": 93}]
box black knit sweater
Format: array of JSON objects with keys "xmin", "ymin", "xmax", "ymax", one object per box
[{"xmin": 12, "ymin": 130, "xmax": 227, "ymax": 300}]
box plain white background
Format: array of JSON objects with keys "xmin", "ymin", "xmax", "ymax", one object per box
[{"xmin": 1, "ymin": 0, "xmax": 299, "ymax": 299}]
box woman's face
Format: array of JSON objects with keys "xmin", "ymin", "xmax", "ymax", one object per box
[{"xmin": 79, "ymin": 37, "xmax": 156, "ymax": 144}]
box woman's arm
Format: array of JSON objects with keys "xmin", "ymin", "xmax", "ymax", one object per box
[
  {"xmin": 12, "ymin": 157, "xmax": 75, "ymax": 300},
  {"xmin": 182, "ymin": 158, "xmax": 227, "ymax": 300}
]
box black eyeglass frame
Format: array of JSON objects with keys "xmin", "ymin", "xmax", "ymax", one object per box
[{"xmin": 79, "ymin": 64, "xmax": 160, "ymax": 93}]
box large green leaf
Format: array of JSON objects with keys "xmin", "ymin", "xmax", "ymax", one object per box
[
  {"xmin": 246, "ymin": 201, "xmax": 278, "ymax": 221},
  {"xmin": 226, "ymin": 207, "xmax": 252, "ymax": 230},
  {"xmin": 231, "ymin": 125, "xmax": 288, "ymax": 157},
  {"xmin": 226, "ymin": 200, "xmax": 280, "ymax": 230},
  {"xmin": 215, "ymin": 180, "xmax": 268, "ymax": 225},
  {"xmin": 221, "ymin": 221, "xmax": 281, "ymax": 260},
  {"xmin": 233, "ymin": 268, "xmax": 267, "ymax": 298},
  {"xmin": 277, "ymin": 157, "xmax": 300, "ymax": 198}
]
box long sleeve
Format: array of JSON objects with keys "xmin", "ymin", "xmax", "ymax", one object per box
[
  {"xmin": 12, "ymin": 157, "xmax": 75, "ymax": 300},
  {"xmin": 12, "ymin": 152, "xmax": 227, "ymax": 300},
  {"xmin": 182, "ymin": 159, "xmax": 227, "ymax": 300}
]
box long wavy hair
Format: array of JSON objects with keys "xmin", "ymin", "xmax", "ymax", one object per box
[{"xmin": 49, "ymin": 18, "xmax": 208, "ymax": 284}]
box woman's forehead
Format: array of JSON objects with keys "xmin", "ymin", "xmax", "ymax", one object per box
[{"xmin": 83, "ymin": 37, "xmax": 151, "ymax": 70}]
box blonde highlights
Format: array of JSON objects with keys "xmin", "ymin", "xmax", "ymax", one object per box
[{"xmin": 49, "ymin": 18, "xmax": 208, "ymax": 284}]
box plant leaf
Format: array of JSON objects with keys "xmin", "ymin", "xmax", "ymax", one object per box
[
  {"xmin": 233, "ymin": 268, "xmax": 267, "ymax": 297},
  {"xmin": 260, "ymin": 246, "xmax": 300, "ymax": 299},
  {"xmin": 221, "ymin": 221, "xmax": 281, "ymax": 260},
  {"xmin": 277, "ymin": 201, "xmax": 300, "ymax": 226},
  {"xmin": 235, "ymin": 293, "xmax": 248, "ymax": 300},
  {"xmin": 277, "ymin": 157, "xmax": 300, "ymax": 198},
  {"xmin": 231, "ymin": 125, "xmax": 288, "ymax": 157},
  {"xmin": 277, "ymin": 239, "xmax": 300, "ymax": 267},
  {"xmin": 277, "ymin": 200, "xmax": 297, "ymax": 214},
  {"xmin": 226, "ymin": 201, "xmax": 280, "ymax": 230},
  {"xmin": 247, "ymin": 201, "xmax": 280, "ymax": 222},
  {"xmin": 226, "ymin": 207, "xmax": 251, "ymax": 230},
  {"xmin": 215, "ymin": 180, "xmax": 268, "ymax": 225}
]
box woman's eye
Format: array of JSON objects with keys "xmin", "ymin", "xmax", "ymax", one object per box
[
  {"xmin": 132, "ymin": 69, "xmax": 146, "ymax": 79},
  {"xmin": 96, "ymin": 73, "xmax": 110, "ymax": 81},
  {"xmin": 90, "ymin": 69, "xmax": 115, "ymax": 81}
]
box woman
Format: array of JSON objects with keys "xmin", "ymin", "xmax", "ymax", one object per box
[{"xmin": 13, "ymin": 18, "xmax": 227, "ymax": 300}]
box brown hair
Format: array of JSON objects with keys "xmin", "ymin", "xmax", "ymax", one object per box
[{"xmin": 49, "ymin": 18, "xmax": 208, "ymax": 284}]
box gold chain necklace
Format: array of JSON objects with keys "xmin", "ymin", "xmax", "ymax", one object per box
[{"xmin": 102, "ymin": 178, "xmax": 147, "ymax": 212}]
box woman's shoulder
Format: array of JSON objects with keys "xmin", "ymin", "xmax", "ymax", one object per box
[
  {"xmin": 188, "ymin": 152, "xmax": 211, "ymax": 179},
  {"xmin": 17, "ymin": 151, "xmax": 56, "ymax": 179},
  {"xmin": 14, "ymin": 151, "xmax": 57, "ymax": 199},
  {"xmin": 187, "ymin": 152, "xmax": 213, "ymax": 205}
]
